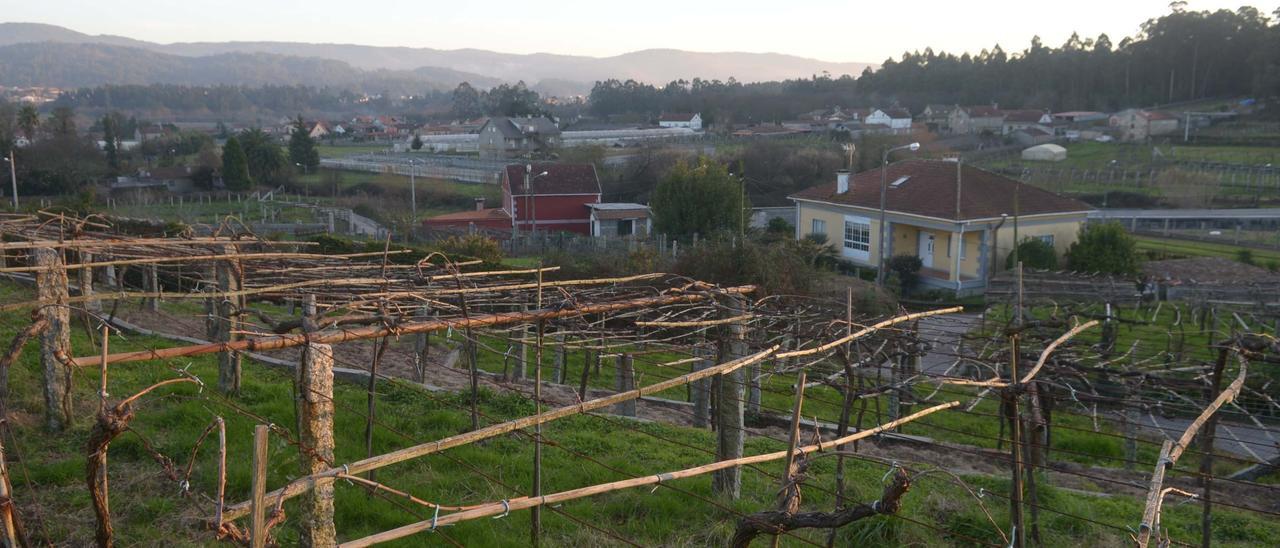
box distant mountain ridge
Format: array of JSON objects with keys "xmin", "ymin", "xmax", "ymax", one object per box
[{"xmin": 0, "ymin": 22, "xmax": 875, "ymax": 92}]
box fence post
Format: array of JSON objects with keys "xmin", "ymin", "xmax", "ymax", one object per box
[
  {"xmin": 78, "ymin": 251, "xmax": 98, "ymax": 313},
  {"xmin": 614, "ymin": 353, "xmax": 636, "ymax": 417},
  {"xmin": 413, "ymin": 306, "xmax": 430, "ymax": 383},
  {"xmin": 35, "ymin": 248, "xmax": 72, "ymax": 431},
  {"xmin": 250, "ymin": 424, "xmax": 269, "ymax": 548},
  {"xmin": 692, "ymin": 348, "xmax": 711, "ymax": 428},
  {"xmin": 144, "ymin": 264, "xmax": 160, "ymax": 312},
  {"xmin": 298, "ymin": 343, "xmax": 337, "ymax": 547},
  {"xmin": 553, "ymin": 334, "xmax": 565, "ymax": 384},
  {"xmin": 216, "ymin": 245, "xmax": 243, "ymax": 394},
  {"xmin": 713, "ymin": 298, "xmax": 747, "ymax": 499}
]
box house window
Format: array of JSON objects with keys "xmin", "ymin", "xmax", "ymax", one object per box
[
  {"xmin": 1036, "ymin": 235, "xmax": 1054, "ymax": 247},
  {"xmin": 617, "ymin": 219, "xmax": 634, "ymax": 236},
  {"xmin": 960, "ymin": 236, "xmax": 968, "ymax": 260},
  {"xmin": 811, "ymin": 219, "xmax": 826, "ymax": 236},
  {"xmin": 844, "ymin": 220, "xmax": 870, "ymax": 252}
]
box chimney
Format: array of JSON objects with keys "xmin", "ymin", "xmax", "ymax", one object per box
[
  {"xmin": 836, "ymin": 170, "xmax": 850, "ymax": 194},
  {"xmin": 475, "ymin": 197, "xmax": 486, "ymax": 211}
]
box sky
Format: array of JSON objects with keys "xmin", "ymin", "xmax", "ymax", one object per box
[{"xmin": 3, "ymin": 0, "xmax": 1276, "ymax": 62}]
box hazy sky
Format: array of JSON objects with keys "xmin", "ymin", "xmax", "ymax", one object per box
[{"xmin": 4, "ymin": 0, "xmax": 1275, "ymax": 61}]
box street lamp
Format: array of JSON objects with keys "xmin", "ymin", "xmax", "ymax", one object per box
[
  {"xmin": 524, "ymin": 165, "xmax": 548, "ymax": 232},
  {"xmin": 875, "ymin": 142, "xmax": 921, "ymax": 287},
  {"xmin": 2, "ymin": 152, "xmax": 16, "ymax": 210}
]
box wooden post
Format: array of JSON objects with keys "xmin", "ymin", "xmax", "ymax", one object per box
[
  {"xmin": 613, "ymin": 354, "xmax": 636, "ymax": 417},
  {"xmin": 214, "ymin": 417, "xmax": 227, "ymax": 532},
  {"xmin": 145, "ymin": 264, "xmax": 160, "ymax": 312},
  {"xmin": 413, "ymin": 306, "xmax": 430, "ymax": 384},
  {"xmin": 692, "ymin": 349, "xmax": 711, "ymax": 428},
  {"xmin": 516, "ymin": 317, "xmax": 529, "ymax": 380},
  {"xmin": 773, "ymin": 369, "xmax": 807, "ymax": 548},
  {"xmin": 215, "ymin": 247, "xmax": 243, "ymax": 394},
  {"xmin": 1199, "ymin": 347, "xmax": 1229, "ymax": 548},
  {"xmin": 552, "ymin": 334, "xmax": 566, "ymax": 384},
  {"xmin": 299, "ymin": 343, "xmax": 337, "ymax": 547},
  {"xmin": 577, "ymin": 348, "xmax": 594, "ymax": 401},
  {"xmin": 713, "ymin": 298, "xmax": 747, "ymax": 499},
  {"xmin": 1006, "ymin": 333, "xmax": 1025, "ymax": 548},
  {"xmin": 35, "ymin": 248, "xmax": 72, "ymax": 431},
  {"xmin": 78, "ymin": 251, "xmax": 98, "ymax": 313},
  {"xmin": 250, "ymin": 424, "xmax": 269, "ymax": 548},
  {"xmin": 0, "ymin": 427, "xmax": 20, "ymax": 548}
]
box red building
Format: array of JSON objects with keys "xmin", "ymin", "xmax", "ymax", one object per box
[{"xmin": 422, "ymin": 163, "xmax": 601, "ymax": 235}]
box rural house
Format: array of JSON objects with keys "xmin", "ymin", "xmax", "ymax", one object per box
[
  {"xmin": 948, "ymin": 105, "xmax": 1005, "ymax": 134},
  {"xmin": 1001, "ymin": 109, "xmax": 1053, "ymax": 135},
  {"xmin": 789, "ymin": 160, "xmax": 1093, "ymax": 294},
  {"xmin": 919, "ymin": 104, "xmax": 956, "ymax": 132},
  {"xmin": 1109, "ymin": 109, "xmax": 1179, "ymax": 142},
  {"xmin": 422, "ymin": 163, "xmax": 601, "ymax": 234},
  {"xmin": 478, "ymin": 116, "xmax": 563, "ymax": 158},
  {"xmin": 864, "ymin": 108, "xmax": 913, "ymax": 132},
  {"xmin": 587, "ymin": 203, "xmax": 651, "ymax": 238},
  {"xmin": 658, "ymin": 113, "xmax": 703, "ymax": 131}
]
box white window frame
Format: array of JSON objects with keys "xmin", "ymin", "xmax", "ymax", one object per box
[
  {"xmin": 811, "ymin": 218, "xmax": 826, "ymax": 236},
  {"xmin": 960, "ymin": 235, "xmax": 968, "ymax": 260},
  {"xmin": 1036, "ymin": 234, "xmax": 1055, "ymax": 248},
  {"xmin": 841, "ymin": 215, "xmax": 872, "ymax": 261}
]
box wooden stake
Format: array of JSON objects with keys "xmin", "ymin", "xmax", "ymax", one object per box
[
  {"xmin": 250, "ymin": 424, "xmax": 269, "ymax": 548},
  {"xmin": 1199, "ymin": 347, "xmax": 1229, "ymax": 548},
  {"xmin": 0, "ymin": 429, "xmax": 19, "ymax": 548},
  {"xmin": 215, "ymin": 247, "xmax": 242, "ymax": 394},
  {"xmin": 614, "ymin": 354, "xmax": 636, "ymax": 417},
  {"xmin": 214, "ymin": 417, "xmax": 227, "ymax": 532},
  {"xmin": 299, "ymin": 344, "xmax": 337, "ymax": 547},
  {"xmin": 34, "ymin": 248, "xmax": 71, "ymax": 431}
]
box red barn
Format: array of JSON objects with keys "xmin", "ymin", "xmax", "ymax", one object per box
[
  {"xmin": 422, "ymin": 163, "xmax": 601, "ymax": 235},
  {"xmin": 503, "ymin": 163, "xmax": 600, "ymax": 234}
]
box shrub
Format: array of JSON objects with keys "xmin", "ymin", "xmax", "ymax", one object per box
[
  {"xmin": 1065, "ymin": 222, "xmax": 1140, "ymax": 275},
  {"xmin": 1235, "ymin": 248, "xmax": 1255, "ymax": 266},
  {"xmin": 887, "ymin": 255, "xmax": 923, "ymax": 294},
  {"xmin": 438, "ymin": 234, "xmax": 503, "ymax": 264},
  {"xmin": 1006, "ymin": 238, "xmax": 1058, "ymax": 270}
]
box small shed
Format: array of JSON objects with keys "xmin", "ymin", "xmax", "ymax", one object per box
[
  {"xmin": 1021, "ymin": 143, "xmax": 1067, "ymax": 162},
  {"xmin": 587, "ymin": 203, "xmax": 651, "ymax": 238}
]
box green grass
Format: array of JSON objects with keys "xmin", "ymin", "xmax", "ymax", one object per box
[
  {"xmin": 1133, "ymin": 235, "xmax": 1280, "ymax": 264},
  {"xmin": 316, "ymin": 144, "xmax": 393, "ymax": 158},
  {"xmin": 1, "ymin": 281, "xmax": 1275, "ymax": 546}
]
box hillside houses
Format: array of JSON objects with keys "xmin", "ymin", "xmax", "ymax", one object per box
[
  {"xmin": 1109, "ymin": 109, "xmax": 1179, "ymax": 142},
  {"xmin": 478, "ymin": 116, "xmax": 562, "ymax": 159}
]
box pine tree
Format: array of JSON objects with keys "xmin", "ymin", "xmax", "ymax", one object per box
[
  {"xmin": 287, "ymin": 116, "xmax": 319, "ymax": 173},
  {"xmin": 222, "ymin": 136, "xmax": 251, "ymax": 190},
  {"xmin": 411, "ymin": 134, "xmax": 424, "ymax": 151},
  {"xmin": 101, "ymin": 114, "xmax": 120, "ymax": 174}
]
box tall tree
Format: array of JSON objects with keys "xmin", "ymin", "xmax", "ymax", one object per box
[
  {"xmin": 16, "ymin": 105, "xmax": 38, "ymax": 141},
  {"xmin": 287, "ymin": 116, "xmax": 320, "ymax": 172},
  {"xmin": 650, "ymin": 158, "xmax": 747, "ymax": 238},
  {"xmin": 238, "ymin": 128, "xmax": 287, "ymax": 186},
  {"xmin": 221, "ymin": 136, "xmax": 251, "ymax": 190},
  {"xmin": 450, "ymin": 82, "xmax": 483, "ymax": 120},
  {"xmin": 101, "ymin": 113, "xmax": 121, "ymax": 174}
]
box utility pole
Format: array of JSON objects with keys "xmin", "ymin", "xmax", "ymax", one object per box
[
  {"xmin": 876, "ymin": 142, "xmax": 920, "ymax": 287},
  {"xmin": 409, "ymin": 159, "xmax": 418, "ymax": 220},
  {"xmin": 4, "ymin": 150, "xmax": 16, "ymax": 210}
]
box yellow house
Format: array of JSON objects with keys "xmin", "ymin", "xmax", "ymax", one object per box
[{"xmin": 790, "ymin": 160, "xmax": 1093, "ymax": 294}]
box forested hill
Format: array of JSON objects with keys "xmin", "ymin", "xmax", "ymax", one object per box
[{"xmin": 589, "ymin": 6, "xmax": 1280, "ymax": 120}]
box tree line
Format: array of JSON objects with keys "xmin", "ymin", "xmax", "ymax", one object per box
[{"xmin": 588, "ymin": 5, "xmax": 1280, "ymax": 121}]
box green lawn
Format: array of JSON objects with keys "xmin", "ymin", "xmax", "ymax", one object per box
[
  {"xmin": 316, "ymin": 144, "xmax": 393, "ymax": 158},
  {"xmin": 1, "ymin": 281, "xmax": 1275, "ymax": 546},
  {"xmin": 1134, "ymin": 234, "xmax": 1280, "ymax": 265}
]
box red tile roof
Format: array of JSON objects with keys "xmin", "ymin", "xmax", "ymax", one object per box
[
  {"xmin": 422, "ymin": 208, "xmax": 511, "ymax": 224},
  {"xmin": 1143, "ymin": 110, "xmax": 1178, "ymax": 121},
  {"xmin": 789, "ymin": 160, "xmax": 1092, "ymax": 221},
  {"xmin": 504, "ymin": 164, "xmax": 601, "ymax": 196},
  {"xmin": 962, "ymin": 106, "xmax": 1004, "ymax": 118},
  {"xmin": 1004, "ymin": 109, "xmax": 1047, "ymax": 123}
]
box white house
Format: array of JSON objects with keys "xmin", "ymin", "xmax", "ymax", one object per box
[
  {"xmin": 864, "ymin": 108, "xmax": 913, "ymax": 131},
  {"xmin": 658, "ymin": 113, "xmax": 702, "ymax": 131}
]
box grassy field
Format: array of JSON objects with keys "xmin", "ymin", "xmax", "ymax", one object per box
[
  {"xmin": 1134, "ymin": 234, "xmax": 1280, "ymax": 265},
  {"xmin": 1, "ymin": 280, "xmax": 1275, "ymax": 546},
  {"xmin": 316, "ymin": 143, "xmax": 393, "ymax": 158},
  {"xmin": 982, "ymin": 141, "xmax": 1280, "ymax": 171}
]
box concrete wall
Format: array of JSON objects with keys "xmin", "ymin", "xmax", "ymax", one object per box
[{"xmin": 796, "ymin": 201, "xmax": 883, "ymax": 266}]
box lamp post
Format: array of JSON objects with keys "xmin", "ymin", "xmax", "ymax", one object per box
[
  {"xmin": 3, "ymin": 151, "xmax": 15, "ymax": 210},
  {"xmin": 875, "ymin": 142, "xmax": 921, "ymax": 287},
  {"xmin": 523, "ymin": 165, "xmax": 548, "ymax": 232},
  {"xmin": 408, "ymin": 159, "xmax": 418, "ymax": 220}
]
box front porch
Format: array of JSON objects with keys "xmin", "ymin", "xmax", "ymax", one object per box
[{"xmin": 888, "ymin": 221, "xmax": 990, "ymax": 295}]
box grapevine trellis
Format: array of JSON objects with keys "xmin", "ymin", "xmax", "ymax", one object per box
[{"xmin": 0, "ymin": 211, "xmax": 1275, "ymax": 547}]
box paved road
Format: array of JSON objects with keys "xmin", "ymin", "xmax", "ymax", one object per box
[
  {"xmin": 1140, "ymin": 413, "xmax": 1279, "ymax": 462},
  {"xmin": 917, "ymin": 313, "xmax": 982, "ymax": 376}
]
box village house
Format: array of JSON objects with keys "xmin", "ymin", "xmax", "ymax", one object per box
[
  {"xmin": 478, "ymin": 116, "xmax": 562, "ymax": 159},
  {"xmin": 948, "ymin": 106, "xmax": 1005, "ymax": 135},
  {"xmin": 1001, "ymin": 109, "xmax": 1053, "ymax": 135},
  {"xmin": 790, "ymin": 160, "xmax": 1092, "ymax": 294},
  {"xmin": 1109, "ymin": 109, "xmax": 1179, "ymax": 142},
  {"xmin": 919, "ymin": 104, "xmax": 956, "ymax": 132},
  {"xmin": 864, "ymin": 108, "xmax": 913, "ymax": 132},
  {"xmin": 422, "ymin": 163, "xmax": 601, "ymax": 234},
  {"xmin": 587, "ymin": 203, "xmax": 651, "ymax": 238},
  {"xmin": 658, "ymin": 113, "xmax": 703, "ymax": 131}
]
